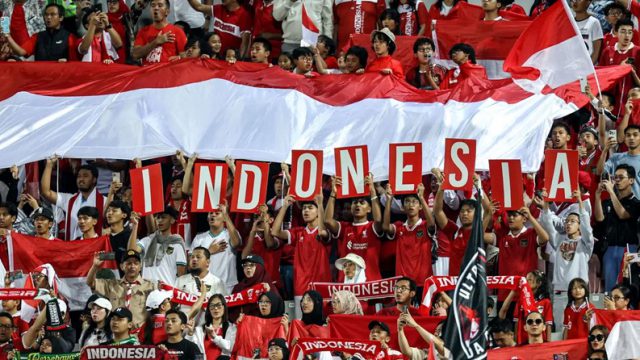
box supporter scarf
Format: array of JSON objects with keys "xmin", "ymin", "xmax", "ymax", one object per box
[
  {"xmin": 287, "ymin": 319, "xmax": 330, "ymax": 344},
  {"xmin": 15, "ymin": 352, "xmax": 80, "ymax": 359},
  {"xmin": 160, "ymin": 283, "xmax": 268, "ymax": 308},
  {"xmin": 421, "ymin": 275, "xmax": 536, "ymax": 315},
  {"xmin": 291, "ymin": 338, "xmax": 382, "ymax": 360},
  {"xmin": 0, "ymin": 288, "xmax": 38, "ymax": 300},
  {"xmin": 80, "ymin": 345, "xmax": 167, "ymax": 360},
  {"xmin": 143, "ymin": 232, "xmax": 183, "ymax": 267},
  {"xmin": 310, "ymin": 276, "xmax": 401, "ymax": 301},
  {"xmin": 231, "ymin": 316, "xmax": 286, "ymax": 359}
]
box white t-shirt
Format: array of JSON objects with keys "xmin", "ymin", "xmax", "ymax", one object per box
[
  {"xmin": 172, "ymin": 0, "xmax": 205, "ymax": 28},
  {"xmin": 138, "ymin": 235, "xmax": 187, "ymax": 285},
  {"xmin": 56, "ymin": 188, "xmax": 107, "ymax": 241},
  {"xmin": 191, "ymin": 229, "xmax": 239, "ymax": 293},
  {"xmin": 576, "ymin": 16, "xmax": 603, "ymax": 57}
]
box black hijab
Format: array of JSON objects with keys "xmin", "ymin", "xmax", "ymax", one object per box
[
  {"xmin": 301, "ymin": 290, "xmax": 325, "ymax": 326},
  {"xmin": 259, "ymin": 291, "xmax": 285, "ymax": 319}
]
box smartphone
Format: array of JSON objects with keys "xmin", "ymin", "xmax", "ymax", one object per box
[
  {"xmin": 0, "ymin": 17, "xmax": 9, "ymax": 34},
  {"xmin": 8, "ymin": 270, "xmax": 23, "ymax": 282},
  {"xmin": 93, "ymin": 3, "xmax": 102, "ymax": 12},
  {"xmin": 98, "ymin": 252, "xmax": 116, "ymax": 261},
  {"xmin": 402, "ymin": 305, "xmax": 409, "ymax": 314},
  {"xmin": 112, "ymin": 172, "xmax": 121, "ymax": 183},
  {"xmin": 627, "ymin": 57, "xmax": 635, "ymax": 64},
  {"xmin": 579, "ymin": 77, "xmax": 588, "ymax": 93},
  {"xmin": 608, "ymin": 129, "xmax": 617, "ymax": 140},
  {"xmin": 601, "ymin": 172, "xmax": 610, "ymax": 182}
]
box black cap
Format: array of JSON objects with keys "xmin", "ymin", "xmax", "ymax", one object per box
[
  {"xmin": 111, "ymin": 307, "xmax": 132, "ymax": 321},
  {"xmin": 32, "ymin": 207, "xmax": 54, "ymax": 221},
  {"xmin": 156, "ymin": 206, "xmax": 178, "ymax": 219},
  {"xmin": 241, "ymin": 254, "xmax": 264, "ymax": 267},
  {"xmin": 579, "ymin": 126, "xmax": 598, "ymax": 137},
  {"xmin": 268, "ymin": 338, "xmax": 288, "ymax": 350},
  {"xmin": 368, "ymin": 320, "xmax": 390, "ymax": 334},
  {"xmin": 122, "ymin": 249, "xmax": 142, "ymax": 263}
]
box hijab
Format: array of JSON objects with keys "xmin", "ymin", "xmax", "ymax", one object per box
[
  {"xmin": 343, "ymin": 264, "xmax": 367, "ymax": 284},
  {"xmin": 333, "ymin": 290, "xmax": 363, "ymax": 315},
  {"xmin": 232, "ymin": 263, "xmax": 272, "ymax": 293},
  {"xmin": 259, "ymin": 292, "xmax": 285, "ymax": 319},
  {"xmin": 301, "ymin": 290, "xmax": 325, "ymax": 326}
]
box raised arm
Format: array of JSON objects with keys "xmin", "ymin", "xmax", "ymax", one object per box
[
  {"xmin": 618, "ymin": 100, "xmax": 633, "ymax": 144},
  {"xmin": 520, "ymin": 206, "xmax": 549, "ymax": 245},
  {"xmin": 382, "ymin": 184, "xmax": 394, "ymax": 236},
  {"xmin": 417, "ymin": 183, "xmax": 435, "ymax": 228},
  {"xmin": 271, "ymin": 195, "xmax": 294, "ymax": 240},
  {"xmin": 596, "ymin": 138, "xmax": 615, "ymax": 176},
  {"xmin": 324, "ymin": 176, "xmax": 340, "ymax": 235},
  {"xmin": 40, "ymin": 156, "xmax": 59, "ymax": 204},
  {"xmin": 431, "ymin": 169, "xmax": 448, "ymax": 229},
  {"xmin": 181, "ymin": 153, "xmax": 197, "ymax": 196},
  {"xmin": 221, "ymin": 204, "xmax": 241, "ymax": 248},
  {"xmin": 594, "ymin": 181, "xmax": 605, "ymax": 222},
  {"xmin": 127, "ymin": 212, "xmax": 143, "ymax": 252},
  {"xmin": 366, "ymin": 174, "xmax": 383, "ymax": 235},
  {"xmin": 604, "ymin": 178, "xmax": 631, "ymax": 219},
  {"xmin": 87, "ymin": 252, "xmax": 105, "ymax": 289},
  {"xmin": 186, "ymin": 0, "xmax": 213, "ymax": 14},
  {"xmin": 22, "ymin": 307, "xmax": 47, "ymax": 349},
  {"xmin": 315, "ymin": 192, "xmax": 329, "ymax": 240}
]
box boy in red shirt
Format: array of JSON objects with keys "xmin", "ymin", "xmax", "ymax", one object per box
[
  {"xmin": 365, "ymin": 28, "xmax": 404, "ymax": 78},
  {"xmin": 132, "ymin": 0, "xmax": 187, "ymax": 64}
]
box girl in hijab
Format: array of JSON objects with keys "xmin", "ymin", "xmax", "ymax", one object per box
[
  {"xmin": 335, "ymin": 254, "xmax": 367, "ymax": 284},
  {"xmin": 229, "ymin": 255, "xmax": 275, "ymax": 322},
  {"xmin": 331, "ymin": 290, "xmax": 364, "ymax": 315},
  {"xmin": 258, "ymin": 292, "xmax": 285, "ymax": 319},
  {"xmin": 300, "ymin": 290, "xmax": 325, "ymax": 326}
]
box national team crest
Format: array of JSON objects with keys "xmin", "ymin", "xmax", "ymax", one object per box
[{"xmin": 166, "ymin": 246, "xmax": 174, "ymax": 255}]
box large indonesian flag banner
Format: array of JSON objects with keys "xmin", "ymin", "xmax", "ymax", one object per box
[
  {"xmin": 594, "ymin": 310, "xmax": 640, "ymax": 359},
  {"xmin": 0, "ymin": 60, "xmax": 628, "ymax": 174},
  {"xmin": 7, "ymin": 233, "xmax": 117, "ymax": 311},
  {"xmin": 487, "ymin": 338, "xmax": 587, "ymax": 359},
  {"xmin": 310, "ymin": 276, "xmax": 401, "ymax": 300}
]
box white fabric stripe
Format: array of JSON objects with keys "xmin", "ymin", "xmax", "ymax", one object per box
[{"xmin": 0, "ymin": 78, "xmax": 576, "ymax": 173}]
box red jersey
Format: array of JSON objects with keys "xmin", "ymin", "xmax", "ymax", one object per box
[
  {"xmin": 366, "ymin": 55, "xmax": 405, "ymax": 78},
  {"xmin": 289, "ymin": 226, "xmax": 331, "ymax": 296},
  {"xmin": 428, "ymin": 1, "xmax": 463, "ymax": 21},
  {"xmin": 563, "ymin": 301, "xmax": 594, "ymax": 340},
  {"xmin": 334, "ymin": 0, "xmax": 386, "ymax": 50},
  {"xmin": 170, "ymin": 199, "xmax": 193, "ymax": 247},
  {"xmin": 250, "ymin": 234, "xmax": 282, "ymax": 284},
  {"xmin": 211, "ymin": 4, "xmax": 252, "ymax": 54},
  {"xmin": 137, "ymin": 314, "xmax": 168, "ymax": 345},
  {"xmin": 390, "ymin": 219, "xmax": 433, "ymax": 283},
  {"xmin": 440, "ymin": 61, "xmax": 488, "ymax": 90},
  {"xmin": 603, "ymin": 31, "xmax": 640, "ymax": 49},
  {"xmin": 397, "ymin": 6, "xmax": 419, "ymax": 36},
  {"xmin": 496, "ymin": 227, "xmax": 539, "ymax": 290},
  {"xmin": 440, "ymin": 220, "xmax": 471, "ymax": 276},
  {"xmin": 514, "ymin": 297, "xmax": 553, "ymax": 344},
  {"xmin": 335, "ymin": 221, "xmax": 384, "ymax": 281},
  {"xmin": 598, "ymin": 44, "xmax": 640, "ymax": 112},
  {"xmin": 134, "ymin": 23, "xmax": 187, "ymax": 65},
  {"xmin": 376, "ymin": 305, "xmax": 421, "ymax": 316},
  {"xmin": 250, "ymin": 0, "xmax": 282, "ymax": 59}
]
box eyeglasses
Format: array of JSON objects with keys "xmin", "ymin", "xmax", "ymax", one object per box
[
  {"xmin": 612, "ymin": 295, "xmax": 625, "ymax": 301},
  {"xmin": 0, "ymin": 324, "xmax": 12, "ymax": 329},
  {"xmin": 258, "ymin": 301, "xmax": 271, "ymax": 305},
  {"xmin": 588, "ymin": 334, "xmax": 605, "ymax": 342},
  {"xmin": 526, "ymin": 318, "xmax": 543, "ymax": 326},
  {"xmin": 209, "ymin": 303, "xmax": 223, "ymax": 309},
  {"xmin": 613, "ymin": 176, "xmax": 628, "ymax": 181},
  {"xmin": 394, "ymin": 286, "xmax": 411, "ymax": 292}
]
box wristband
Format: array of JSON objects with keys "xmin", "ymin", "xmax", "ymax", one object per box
[{"xmin": 370, "ymin": 196, "xmax": 378, "ymax": 200}]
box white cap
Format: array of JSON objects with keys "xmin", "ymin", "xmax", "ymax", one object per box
[
  {"xmin": 89, "ymin": 297, "xmax": 113, "ymax": 312},
  {"xmin": 335, "ymin": 253, "xmax": 366, "ymax": 270},
  {"xmin": 145, "ymin": 290, "xmax": 173, "ymax": 311}
]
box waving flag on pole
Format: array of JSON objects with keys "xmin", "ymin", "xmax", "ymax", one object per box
[
  {"xmin": 503, "ymin": 0, "xmax": 596, "ymax": 91},
  {"xmin": 301, "ymin": 2, "xmax": 319, "ymax": 47},
  {"xmin": 443, "ymin": 189, "xmax": 487, "ymax": 359}
]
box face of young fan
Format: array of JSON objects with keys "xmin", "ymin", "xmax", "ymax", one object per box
[
  {"xmin": 295, "ymin": 55, "xmax": 313, "ymax": 72},
  {"xmin": 450, "ymin": 49, "xmax": 469, "ymax": 65},
  {"xmin": 150, "ymin": 0, "xmax": 169, "ymax": 22},
  {"xmin": 268, "ymin": 346, "xmax": 284, "ymax": 360},
  {"xmin": 0, "ymin": 208, "xmax": 15, "ymax": 229},
  {"xmin": 580, "ymin": 132, "xmax": 598, "ymax": 151},
  {"xmin": 278, "ymin": 55, "xmax": 293, "ymax": 71},
  {"xmin": 301, "ymin": 294, "xmax": 315, "ymax": 314},
  {"xmin": 106, "ymin": 206, "xmax": 127, "ymax": 226},
  {"xmin": 155, "ymin": 214, "xmax": 175, "ymax": 231},
  {"xmin": 481, "ymin": 0, "xmax": 500, "ymax": 11},
  {"xmin": 415, "ymin": 44, "xmax": 433, "ymax": 64},
  {"xmin": 110, "ymin": 316, "xmax": 132, "ymax": 336},
  {"xmin": 372, "ymin": 38, "xmax": 390, "ymax": 57},
  {"xmin": 613, "ymin": 169, "xmax": 634, "ymax": 192},
  {"xmin": 563, "ymin": 215, "xmax": 580, "ymax": 235},
  {"xmin": 170, "ymin": 179, "xmax": 183, "ymax": 200},
  {"xmin": 342, "ymin": 261, "xmax": 357, "ymax": 279},
  {"xmin": 40, "ymin": 338, "xmax": 53, "ymax": 353},
  {"xmin": 570, "ymin": 283, "xmax": 586, "ymax": 301},
  {"xmin": 368, "ymin": 326, "xmax": 390, "ymax": 343},
  {"xmin": 76, "ymin": 169, "xmax": 96, "ymax": 192},
  {"xmin": 185, "ymin": 42, "xmax": 201, "ymax": 58},
  {"xmin": 589, "ymin": 330, "xmax": 606, "ymax": 350},
  {"xmin": 0, "ymin": 316, "xmax": 13, "ymax": 343},
  {"xmin": 625, "ymin": 128, "xmax": 640, "ymax": 150},
  {"xmin": 525, "ymin": 272, "xmax": 540, "ymax": 291},
  {"xmin": 78, "ymin": 214, "xmax": 97, "ymax": 233},
  {"xmin": 551, "ymin": 128, "xmax": 571, "ymax": 149},
  {"xmin": 571, "ymin": 0, "xmax": 590, "ymax": 12},
  {"xmin": 492, "ymin": 331, "xmax": 515, "ymax": 348},
  {"xmin": 344, "ymin": 54, "xmax": 362, "ymax": 73},
  {"xmin": 250, "ymin": 43, "xmax": 270, "ymax": 64},
  {"xmin": 350, "ymin": 199, "xmax": 371, "ymax": 219},
  {"xmin": 402, "ymin": 197, "xmax": 421, "ymax": 217},
  {"xmin": 380, "ymin": 19, "xmax": 397, "ymax": 34},
  {"xmin": 208, "ymin": 34, "xmax": 222, "ymax": 55},
  {"xmin": 301, "ymin": 204, "xmax": 318, "ymax": 223},
  {"xmin": 524, "ymin": 314, "xmax": 544, "ymax": 336},
  {"xmin": 258, "ymin": 295, "xmax": 272, "ymax": 316},
  {"xmin": 618, "ymin": 25, "xmax": 634, "ymax": 47},
  {"xmin": 43, "ymin": 6, "xmax": 63, "ymax": 29},
  {"xmin": 165, "ymin": 313, "xmax": 185, "ymax": 336},
  {"xmin": 506, "ymin": 211, "xmax": 525, "ymax": 231},
  {"xmin": 331, "ymin": 294, "xmax": 344, "ymax": 314},
  {"xmin": 243, "ymin": 262, "xmax": 257, "ymax": 278},
  {"xmin": 394, "ymin": 281, "xmax": 414, "ymax": 304},
  {"xmin": 189, "ymin": 250, "xmax": 209, "ymax": 271},
  {"xmin": 107, "ymin": 0, "xmax": 120, "ymax": 13},
  {"xmin": 209, "ymin": 298, "xmax": 225, "ymax": 319},
  {"xmin": 458, "ymin": 205, "xmax": 475, "ymax": 226},
  {"xmin": 91, "ymin": 304, "xmax": 108, "ymax": 323},
  {"xmin": 611, "ymin": 289, "xmax": 630, "ymax": 310}
]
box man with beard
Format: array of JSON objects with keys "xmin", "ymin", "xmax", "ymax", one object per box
[
  {"xmin": 41, "ymin": 157, "xmax": 106, "ymax": 240},
  {"xmin": 31, "ymin": 207, "xmax": 55, "ymax": 240},
  {"xmin": 4, "ymin": 4, "xmax": 77, "ymax": 61},
  {"xmin": 129, "ymin": 207, "xmax": 187, "ymax": 285},
  {"xmin": 132, "ymin": 0, "xmax": 187, "ymax": 64}
]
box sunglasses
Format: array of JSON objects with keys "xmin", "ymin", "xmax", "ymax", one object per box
[
  {"xmin": 526, "ymin": 318, "xmax": 543, "ymax": 326},
  {"xmin": 588, "ymin": 334, "xmax": 605, "ymax": 342}
]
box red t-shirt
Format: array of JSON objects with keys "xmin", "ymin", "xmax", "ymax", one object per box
[
  {"xmin": 496, "ymin": 227, "xmax": 539, "ymax": 300},
  {"xmin": 211, "ymin": 4, "xmax": 252, "ymax": 54},
  {"xmin": 514, "ymin": 297, "xmax": 553, "ymax": 344},
  {"xmin": 76, "ymin": 35, "xmax": 107, "ymax": 63},
  {"xmin": 289, "ymin": 226, "xmax": 331, "ymax": 296},
  {"xmin": 440, "ymin": 61, "xmax": 488, "ymax": 90},
  {"xmin": 440, "ymin": 220, "xmax": 471, "ymax": 276},
  {"xmin": 598, "ymin": 45, "xmax": 640, "ymax": 111},
  {"xmin": 134, "ymin": 23, "xmax": 187, "ymax": 65},
  {"xmin": 563, "ymin": 301, "xmax": 594, "ymax": 340},
  {"xmin": 137, "ymin": 314, "xmax": 168, "ymax": 345},
  {"xmin": 376, "ymin": 305, "xmax": 421, "ymax": 316},
  {"xmin": 250, "ymin": 0, "xmax": 282, "ymax": 59},
  {"xmin": 170, "ymin": 199, "xmax": 193, "ymax": 246},
  {"xmin": 9, "ymin": 3, "xmax": 30, "ymax": 46},
  {"xmin": 365, "ymin": 55, "xmax": 405, "ymax": 78},
  {"xmin": 390, "ymin": 219, "xmax": 433, "ymax": 283},
  {"xmin": 334, "ymin": 0, "xmax": 386, "ymax": 50},
  {"xmin": 250, "ymin": 234, "xmax": 282, "ymax": 284},
  {"xmin": 398, "ymin": 7, "xmax": 419, "ymax": 36},
  {"xmin": 335, "ymin": 221, "xmax": 383, "ymax": 281}
]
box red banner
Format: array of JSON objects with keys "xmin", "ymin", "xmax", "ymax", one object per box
[
  {"xmin": 487, "ymin": 338, "xmax": 587, "ymax": 359},
  {"xmin": 191, "ymin": 162, "xmax": 228, "ymax": 212},
  {"xmin": 310, "ymin": 276, "xmax": 401, "ymax": 301},
  {"xmin": 334, "ymin": 145, "xmax": 369, "ymax": 199},
  {"xmin": 80, "ymin": 345, "xmax": 168, "ymax": 359},
  {"xmin": 329, "ymin": 314, "xmax": 443, "ymax": 350},
  {"xmin": 421, "ymin": 276, "xmax": 535, "ymax": 315},
  {"xmin": 130, "ymin": 164, "xmax": 165, "ymax": 216},
  {"xmin": 0, "ymin": 288, "xmax": 38, "ymax": 300},
  {"xmin": 291, "ymin": 338, "xmax": 382, "ymax": 360},
  {"xmin": 159, "ymin": 283, "xmax": 267, "ymax": 308},
  {"xmin": 593, "ymin": 309, "xmax": 640, "ymax": 329},
  {"xmin": 442, "ymin": 138, "xmax": 476, "ymax": 191},
  {"xmin": 290, "ymin": 150, "xmax": 323, "ymax": 201},
  {"xmin": 287, "ymin": 320, "xmax": 330, "ymax": 344},
  {"xmin": 544, "ymin": 149, "xmax": 579, "ymax": 202},
  {"xmin": 231, "ymin": 160, "xmax": 270, "ymax": 213},
  {"xmin": 232, "ymin": 316, "xmax": 286, "ymax": 358},
  {"xmin": 488, "ymin": 159, "xmax": 524, "ymax": 210},
  {"xmin": 389, "ymin": 143, "xmax": 422, "ymax": 195}
]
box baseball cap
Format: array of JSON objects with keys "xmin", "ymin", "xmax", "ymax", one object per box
[
  {"xmin": 88, "ymin": 297, "xmax": 113, "ymax": 312},
  {"xmin": 145, "ymin": 290, "xmax": 173, "ymax": 311},
  {"xmin": 370, "ymin": 28, "xmax": 396, "ymax": 45},
  {"xmin": 335, "ymin": 253, "xmax": 366, "ymax": 270},
  {"xmin": 579, "ymin": 126, "xmax": 598, "ymax": 138},
  {"xmin": 368, "ymin": 320, "xmax": 391, "ymax": 334},
  {"xmin": 156, "ymin": 206, "xmax": 178, "ymax": 219},
  {"xmin": 268, "ymin": 338, "xmax": 288, "ymax": 350},
  {"xmin": 241, "ymin": 254, "xmax": 264, "ymax": 267},
  {"xmin": 32, "ymin": 207, "xmax": 54, "ymax": 222},
  {"xmin": 121, "ymin": 249, "xmax": 142, "ymax": 263},
  {"xmin": 111, "ymin": 307, "xmax": 132, "ymax": 321}
]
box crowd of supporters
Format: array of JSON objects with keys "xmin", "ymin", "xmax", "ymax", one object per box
[{"xmin": 1, "ymin": 0, "xmax": 640, "ymax": 358}]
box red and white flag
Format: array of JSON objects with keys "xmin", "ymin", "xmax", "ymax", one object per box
[
  {"xmin": 301, "ymin": 2, "xmax": 319, "ymax": 47},
  {"xmin": 191, "ymin": 162, "xmax": 228, "ymax": 212},
  {"xmin": 130, "ymin": 164, "xmax": 164, "ymax": 215},
  {"xmin": 503, "ymin": 0, "xmax": 595, "ymax": 91},
  {"xmin": 593, "ymin": 310, "xmax": 640, "ymax": 359}
]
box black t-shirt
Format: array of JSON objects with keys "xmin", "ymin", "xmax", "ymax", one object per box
[
  {"xmin": 110, "ymin": 229, "xmax": 132, "ymax": 267},
  {"xmin": 598, "ymin": 194, "xmax": 640, "ymax": 247},
  {"xmin": 162, "ymin": 338, "xmax": 202, "ymax": 360}
]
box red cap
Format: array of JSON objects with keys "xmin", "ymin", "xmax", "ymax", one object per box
[{"xmin": 578, "ymin": 171, "xmax": 591, "ymax": 190}]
